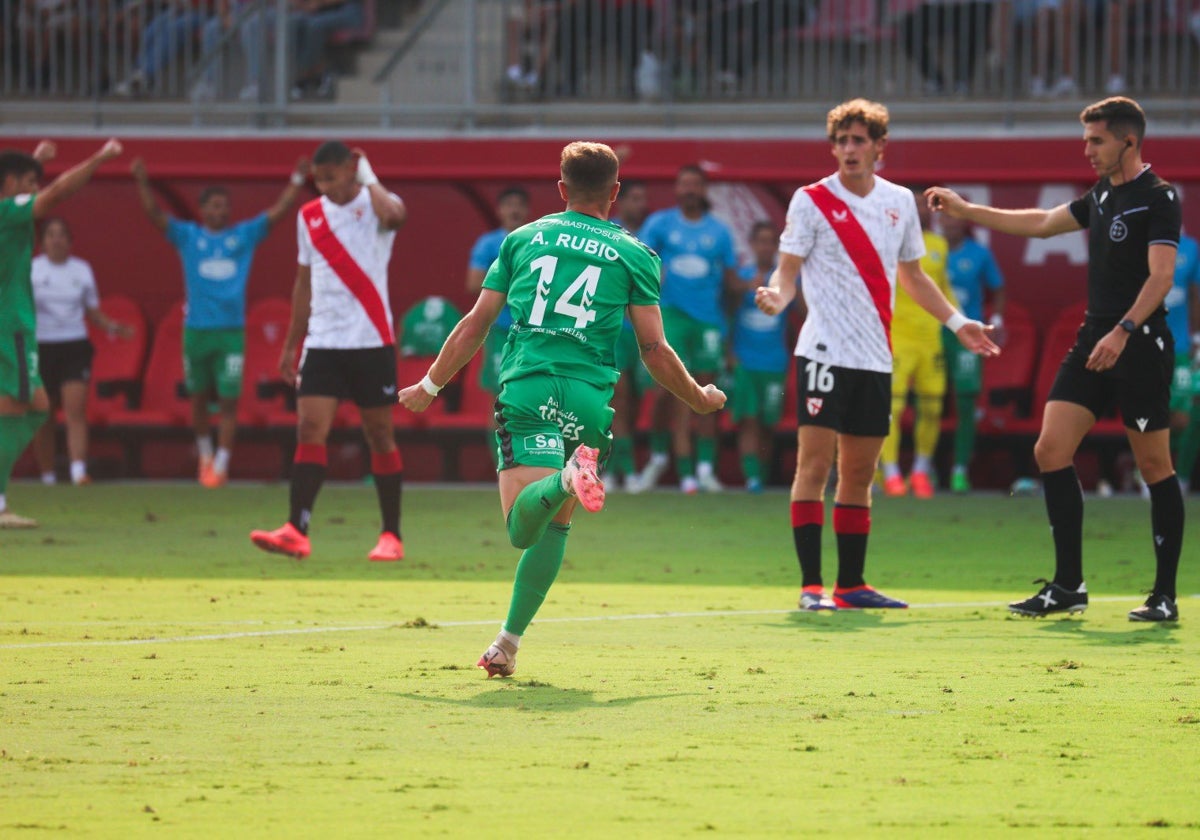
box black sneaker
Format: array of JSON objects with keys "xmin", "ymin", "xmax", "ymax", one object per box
[
  {"xmin": 1128, "ymin": 593, "xmax": 1179, "ymax": 622},
  {"xmin": 1008, "ymin": 579, "xmax": 1088, "ymax": 617}
]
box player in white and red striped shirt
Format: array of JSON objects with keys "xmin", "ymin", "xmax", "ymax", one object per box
[
  {"xmin": 251, "ymin": 141, "xmax": 408, "ymax": 562},
  {"xmin": 756, "ymin": 99, "xmax": 999, "ymax": 612}
]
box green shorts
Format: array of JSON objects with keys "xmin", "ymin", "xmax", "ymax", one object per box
[
  {"xmin": 730, "ymin": 365, "xmax": 785, "ymax": 425},
  {"xmin": 479, "ymin": 326, "xmax": 510, "ymax": 395},
  {"xmin": 183, "ymin": 327, "xmax": 244, "ymax": 400},
  {"xmin": 1170, "ymin": 352, "xmax": 1197, "ymax": 413},
  {"xmin": 944, "ymin": 330, "xmax": 982, "ymax": 396},
  {"xmin": 662, "ymin": 306, "xmax": 724, "ymax": 374},
  {"xmin": 0, "ymin": 329, "xmax": 41, "ymax": 403},
  {"xmin": 494, "ymin": 374, "xmax": 614, "ymax": 471}
]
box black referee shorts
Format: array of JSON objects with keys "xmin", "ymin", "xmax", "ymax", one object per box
[{"xmin": 1047, "ymin": 315, "xmax": 1173, "ymax": 432}]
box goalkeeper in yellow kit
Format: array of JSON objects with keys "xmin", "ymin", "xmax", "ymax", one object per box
[{"xmin": 880, "ymin": 189, "xmax": 957, "ymax": 498}]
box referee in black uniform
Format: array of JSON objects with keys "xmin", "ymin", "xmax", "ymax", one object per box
[{"xmin": 926, "ymin": 97, "xmax": 1184, "ymax": 622}]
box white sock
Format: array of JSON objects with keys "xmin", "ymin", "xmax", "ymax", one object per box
[
  {"xmin": 213, "ymin": 447, "xmax": 231, "ymax": 475},
  {"xmin": 913, "ymin": 455, "xmax": 932, "ymax": 475},
  {"xmin": 498, "ymin": 628, "xmax": 521, "ymax": 650},
  {"xmin": 70, "ymin": 461, "xmax": 87, "ymax": 483},
  {"xmin": 196, "ymin": 437, "xmax": 214, "ymax": 460},
  {"xmin": 697, "ymin": 461, "xmax": 714, "ymax": 478},
  {"xmin": 882, "ymin": 462, "xmax": 901, "ymax": 480},
  {"xmin": 649, "ymin": 452, "xmax": 668, "ymax": 467},
  {"xmin": 0, "ymin": 493, "xmax": 6, "ymax": 512},
  {"xmin": 41, "ymin": 471, "xmax": 56, "ymax": 485}
]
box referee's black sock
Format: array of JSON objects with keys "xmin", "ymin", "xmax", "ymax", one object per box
[
  {"xmin": 1148, "ymin": 474, "xmax": 1184, "ymax": 600},
  {"xmin": 1041, "ymin": 465, "xmax": 1084, "ymax": 590},
  {"xmin": 791, "ymin": 500, "xmax": 824, "ymax": 588},
  {"xmin": 289, "ymin": 444, "xmax": 327, "ymax": 536}
]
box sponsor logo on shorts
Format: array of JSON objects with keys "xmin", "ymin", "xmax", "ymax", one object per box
[{"xmin": 523, "ymin": 433, "xmax": 564, "ymax": 456}]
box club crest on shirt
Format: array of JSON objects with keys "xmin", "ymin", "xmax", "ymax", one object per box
[
  {"xmin": 1109, "ymin": 219, "xmax": 1128, "ymax": 242},
  {"xmin": 806, "ymin": 397, "xmax": 824, "ymax": 416},
  {"xmin": 886, "ymin": 209, "xmax": 900, "ymax": 226}
]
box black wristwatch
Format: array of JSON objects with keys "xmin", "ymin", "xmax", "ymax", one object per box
[{"xmin": 1119, "ymin": 319, "xmax": 1137, "ymax": 334}]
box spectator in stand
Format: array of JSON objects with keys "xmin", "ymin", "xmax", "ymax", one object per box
[
  {"xmin": 113, "ymin": 0, "xmax": 213, "ymax": 97},
  {"xmin": 730, "ymin": 220, "xmax": 794, "ymax": 493},
  {"xmin": 896, "ymin": 0, "xmax": 996, "ymax": 95},
  {"xmin": 238, "ymin": 0, "xmax": 364, "ymax": 101},
  {"xmin": 504, "ymin": 0, "xmax": 558, "ymax": 92},
  {"xmin": 990, "ymin": 0, "xmax": 1079, "ymax": 97},
  {"xmin": 606, "ymin": 177, "xmax": 650, "ymax": 489},
  {"xmin": 633, "ymin": 164, "xmax": 739, "ymax": 494},
  {"xmin": 466, "ymin": 186, "xmax": 531, "ymax": 464},
  {"xmin": 30, "ymin": 218, "xmax": 134, "ymax": 486},
  {"xmin": 711, "ymin": 0, "xmax": 809, "ymax": 91},
  {"xmin": 549, "ymin": 0, "xmax": 656, "ymax": 98},
  {"xmin": 131, "ymin": 155, "xmax": 309, "ymax": 488},
  {"xmin": 941, "ymin": 209, "xmax": 1005, "ymax": 492}
]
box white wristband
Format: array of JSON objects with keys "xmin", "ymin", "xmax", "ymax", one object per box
[
  {"xmin": 356, "ymin": 155, "xmax": 379, "ymax": 187},
  {"xmin": 290, "ymin": 171, "xmax": 305, "ymax": 187},
  {"xmin": 419, "ymin": 374, "xmax": 442, "ymax": 396},
  {"xmin": 944, "ymin": 311, "xmax": 970, "ymax": 333},
  {"xmin": 988, "ymin": 313, "xmax": 1004, "ymax": 328}
]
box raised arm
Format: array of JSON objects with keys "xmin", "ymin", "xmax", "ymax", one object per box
[
  {"xmin": 129, "ymin": 157, "xmax": 169, "ymax": 234},
  {"xmin": 352, "ymin": 148, "xmax": 406, "ymax": 231},
  {"xmin": 33, "ymin": 139, "xmax": 123, "ymax": 220},
  {"xmin": 925, "ymin": 186, "xmax": 1081, "ymax": 239},
  {"xmin": 264, "ymin": 156, "xmax": 310, "ymax": 228},
  {"xmin": 396, "ymin": 289, "xmax": 507, "ymax": 412},
  {"xmin": 629, "ymin": 304, "xmax": 725, "ymax": 414}
]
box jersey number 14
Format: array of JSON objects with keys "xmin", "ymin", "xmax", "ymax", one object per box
[{"xmin": 529, "ymin": 255, "xmax": 599, "ymax": 329}]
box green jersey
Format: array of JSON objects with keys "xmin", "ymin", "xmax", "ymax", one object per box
[
  {"xmin": 0, "ymin": 193, "xmax": 36, "ymax": 336},
  {"xmin": 399, "ymin": 296, "xmax": 463, "ymax": 357},
  {"xmin": 482, "ymin": 210, "xmax": 661, "ymax": 388}
]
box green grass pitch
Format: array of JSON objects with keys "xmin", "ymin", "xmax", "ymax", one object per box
[{"xmin": 2, "ymin": 483, "xmax": 1198, "ymax": 836}]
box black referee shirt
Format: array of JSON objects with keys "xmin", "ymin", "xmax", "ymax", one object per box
[{"xmin": 1068, "ymin": 166, "xmax": 1182, "ymax": 321}]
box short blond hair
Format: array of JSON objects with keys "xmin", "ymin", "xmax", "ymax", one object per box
[
  {"xmin": 560, "ymin": 141, "xmax": 619, "ymax": 202},
  {"xmin": 826, "ymin": 98, "xmax": 890, "ymax": 142}
]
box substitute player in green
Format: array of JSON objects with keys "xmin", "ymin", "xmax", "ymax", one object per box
[
  {"xmin": 398, "ymin": 142, "xmax": 725, "ymax": 677},
  {"xmin": 0, "ymin": 138, "xmax": 123, "ymax": 528}
]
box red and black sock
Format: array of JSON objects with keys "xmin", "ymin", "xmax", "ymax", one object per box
[
  {"xmin": 1041, "ymin": 466, "xmax": 1084, "ymax": 590},
  {"xmin": 289, "ymin": 444, "xmax": 327, "ymax": 535},
  {"xmin": 791, "ymin": 500, "xmax": 824, "ymax": 588},
  {"xmin": 372, "ymin": 448, "xmax": 404, "ymax": 537},
  {"xmin": 833, "ymin": 504, "xmax": 870, "ymax": 589}
]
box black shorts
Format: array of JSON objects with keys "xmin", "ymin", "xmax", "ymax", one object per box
[
  {"xmin": 297, "ymin": 345, "xmax": 397, "ymax": 408},
  {"xmin": 794, "ymin": 356, "xmax": 891, "ymax": 437},
  {"xmin": 38, "ymin": 339, "xmax": 93, "ymax": 394},
  {"xmin": 1048, "ymin": 315, "xmax": 1173, "ymax": 432}
]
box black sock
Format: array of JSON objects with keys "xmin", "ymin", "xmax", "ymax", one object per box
[
  {"xmin": 1042, "ymin": 466, "xmax": 1084, "ymax": 590},
  {"xmin": 289, "ymin": 463, "xmax": 326, "ymax": 535},
  {"xmin": 1148, "ymin": 474, "xmax": 1184, "ymax": 600},
  {"xmin": 374, "ymin": 471, "xmax": 403, "ymax": 537},
  {"xmin": 833, "ymin": 504, "xmax": 870, "ymax": 589},
  {"xmin": 791, "ymin": 500, "xmax": 824, "ymax": 588}
]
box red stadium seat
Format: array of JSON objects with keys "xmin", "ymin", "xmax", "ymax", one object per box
[
  {"xmin": 435, "ymin": 355, "xmax": 494, "ymax": 430},
  {"xmin": 85, "ymin": 295, "xmax": 148, "ymax": 426},
  {"xmin": 977, "ymin": 301, "xmax": 1039, "ymax": 430},
  {"xmin": 108, "ymin": 301, "xmax": 192, "ymax": 428},
  {"xmin": 238, "ymin": 297, "xmax": 295, "ymax": 428}
]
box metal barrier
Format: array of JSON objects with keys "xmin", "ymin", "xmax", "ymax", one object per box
[{"xmin": 2, "ymin": 0, "xmax": 1197, "ymax": 130}]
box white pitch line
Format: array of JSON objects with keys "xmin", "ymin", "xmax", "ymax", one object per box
[{"xmin": 1, "ymin": 595, "xmax": 1190, "ymax": 651}]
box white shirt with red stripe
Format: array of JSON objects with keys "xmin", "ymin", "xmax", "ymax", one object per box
[
  {"xmin": 296, "ymin": 187, "xmax": 398, "ymax": 349},
  {"xmin": 780, "ymin": 173, "xmax": 924, "ymax": 373}
]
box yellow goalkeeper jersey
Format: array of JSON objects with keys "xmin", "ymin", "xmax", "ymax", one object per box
[{"xmin": 892, "ymin": 230, "xmax": 956, "ymax": 347}]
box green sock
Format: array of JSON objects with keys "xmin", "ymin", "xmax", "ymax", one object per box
[
  {"xmin": 697, "ymin": 437, "xmax": 716, "ymax": 467},
  {"xmin": 0, "ymin": 412, "xmax": 43, "ymax": 495},
  {"xmin": 610, "ymin": 436, "xmax": 634, "ymax": 476},
  {"xmin": 506, "ymin": 471, "xmax": 570, "ymax": 549},
  {"xmin": 742, "ymin": 453, "xmax": 761, "ymax": 482},
  {"xmin": 503, "ymin": 522, "xmax": 570, "ymax": 636},
  {"xmin": 677, "ymin": 454, "xmax": 695, "ymax": 479},
  {"xmin": 650, "ymin": 431, "xmax": 670, "ymax": 456},
  {"xmin": 954, "ymin": 395, "xmax": 977, "ymax": 470}
]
